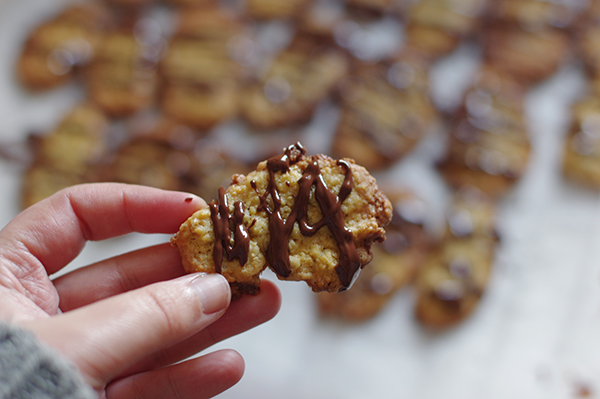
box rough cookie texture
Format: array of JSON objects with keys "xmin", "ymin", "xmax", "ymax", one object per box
[{"xmin": 171, "ymin": 143, "xmax": 392, "ymax": 297}]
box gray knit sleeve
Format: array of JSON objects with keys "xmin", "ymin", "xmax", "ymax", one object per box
[{"xmin": 0, "ymin": 321, "xmax": 96, "ymax": 399}]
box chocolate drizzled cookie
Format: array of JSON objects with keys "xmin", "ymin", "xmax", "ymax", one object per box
[
  {"xmin": 17, "ymin": 2, "xmax": 111, "ymax": 90},
  {"xmin": 437, "ymin": 66, "xmax": 531, "ymax": 198},
  {"xmin": 171, "ymin": 143, "xmax": 392, "ymax": 297},
  {"xmin": 332, "ymin": 53, "xmax": 437, "ymax": 170},
  {"xmin": 415, "ymin": 186, "xmax": 498, "ymax": 328},
  {"xmin": 482, "ymin": 0, "xmax": 573, "ymax": 85}
]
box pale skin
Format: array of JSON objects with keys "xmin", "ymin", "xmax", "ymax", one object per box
[{"xmin": 0, "ymin": 183, "xmax": 282, "ymax": 398}]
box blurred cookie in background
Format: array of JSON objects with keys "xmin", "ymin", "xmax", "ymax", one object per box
[
  {"xmin": 482, "ymin": 0, "xmax": 573, "ymax": 86},
  {"xmin": 85, "ymin": 18, "xmax": 165, "ymax": 118},
  {"xmin": 17, "ymin": 2, "xmax": 111, "ymax": 90},
  {"xmin": 317, "ymin": 189, "xmax": 430, "ymax": 321},
  {"xmin": 21, "ymin": 166, "xmax": 88, "ymax": 209},
  {"xmin": 562, "ymin": 95, "xmax": 600, "ymax": 189},
  {"xmin": 241, "ymin": 34, "xmax": 349, "ymax": 129},
  {"xmin": 21, "ymin": 104, "xmax": 111, "ymax": 208},
  {"xmin": 415, "ymin": 186, "xmax": 498, "ymax": 328},
  {"xmin": 159, "ymin": 6, "xmax": 250, "ymax": 129},
  {"xmin": 404, "ymin": 0, "xmax": 488, "ymax": 60},
  {"xmin": 578, "ymin": 0, "xmax": 600, "ymax": 82},
  {"xmin": 437, "ymin": 65, "xmax": 531, "ymax": 198},
  {"xmin": 105, "ymin": 117, "xmax": 250, "ymax": 200},
  {"xmin": 332, "ymin": 50, "xmax": 438, "ymax": 170}
]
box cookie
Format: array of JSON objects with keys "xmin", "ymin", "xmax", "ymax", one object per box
[
  {"xmin": 405, "ymin": 0, "xmax": 486, "ymax": 59},
  {"xmin": 33, "ymin": 104, "xmax": 110, "ymax": 175},
  {"xmin": 173, "ymin": 6, "xmax": 247, "ymax": 40},
  {"xmin": 85, "ymin": 25, "xmax": 162, "ymax": 117},
  {"xmin": 21, "ymin": 104, "xmax": 110, "ymax": 208},
  {"xmin": 579, "ymin": 2, "xmax": 600, "ymax": 80},
  {"xmin": 317, "ymin": 189, "xmax": 430, "ymax": 321},
  {"xmin": 482, "ymin": 0, "xmax": 573, "ymax": 85},
  {"xmin": 331, "ymin": 53, "xmax": 437, "ymax": 171},
  {"xmin": 486, "ymin": 0, "xmax": 576, "ymax": 30},
  {"xmin": 482, "ymin": 22, "xmax": 570, "ymax": 85},
  {"xmin": 159, "ymin": 7, "xmax": 247, "ymax": 129},
  {"xmin": 106, "ymin": 118, "xmax": 251, "ymax": 199},
  {"xmin": 105, "ymin": 118, "xmax": 203, "ymax": 193},
  {"xmin": 171, "ymin": 143, "xmax": 393, "ymax": 297},
  {"xmin": 17, "ymin": 2, "xmax": 111, "ymax": 90},
  {"xmin": 240, "ymin": 35, "xmax": 349, "ymax": 129},
  {"xmin": 21, "ymin": 165, "xmax": 87, "ymax": 209},
  {"xmin": 437, "ymin": 66, "xmax": 531, "ymax": 198},
  {"xmin": 562, "ymin": 95, "xmax": 600, "ymax": 188},
  {"xmin": 415, "ymin": 186, "xmax": 498, "ymax": 328},
  {"xmin": 160, "ymin": 82, "xmax": 239, "ymax": 130}
]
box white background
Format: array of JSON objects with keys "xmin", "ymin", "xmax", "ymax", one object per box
[{"xmin": 2, "ymin": 1, "xmax": 600, "ymax": 398}]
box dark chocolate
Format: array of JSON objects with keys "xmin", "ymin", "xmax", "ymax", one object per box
[
  {"xmin": 210, "ymin": 142, "xmax": 361, "ymax": 291},
  {"xmin": 209, "ymin": 186, "xmax": 250, "ymax": 273}
]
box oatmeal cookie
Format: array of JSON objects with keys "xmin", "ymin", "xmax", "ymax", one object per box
[
  {"xmin": 85, "ymin": 24, "xmax": 162, "ymax": 117},
  {"xmin": 317, "ymin": 189, "xmax": 430, "ymax": 321},
  {"xmin": 159, "ymin": 7, "xmax": 247, "ymax": 129},
  {"xmin": 240, "ymin": 35, "xmax": 349, "ymax": 129},
  {"xmin": 21, "ymin": 104, "xmax": 109, "ymax": 208},
  {"xmin": 579, "ymin": 5, "xmax": 600, "ymax": 80},
  {"xmin": 21, "ymin": 165, "xmax": 87, "ymax": 209},
  {"xmin": 482, "ymin": 0, "xmax": 573, "ymax": 85},
  {"xmin": 415, "ymin": 186, "xmax": 498, "ymax": 328},
  {"xmin": 405, "ymin": 0, "xmax": 487, "ymax": 59},
  {"xmin": 171, "ymin": 143, "xmax": 393, "ymax": 297},
  {"xmin": 17, "ymin": 2, "xmax": 110, "ymax": 90},
  {"xmin": 482, "ymin": 22, "xmax": 570, "ymax": 85},
  {"xmin": 562, "ymin": 95, "xmax": 600, "ymax": 188},
  {"xmin": 108, "ymin": 118, "xmax": 251, "ymax": 199},
  {"xmin": 437, "ymin": 66, "xmax": 531, "ymax": 198},
  {"xmin": 32, "ymin": 104, "xmax": 110, "ymax": 176},
  {"xmin": 331, "ymin": 53, "xmax": 437, "ymax": 170}
]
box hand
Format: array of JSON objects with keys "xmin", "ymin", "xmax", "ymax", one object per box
[{"xmin": 0, "ymin": 183, "xmax": 281, "ymax": 398}]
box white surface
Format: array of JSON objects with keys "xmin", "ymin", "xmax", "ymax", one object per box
[{"xmin": 2, "ymin": 2, "xmax": 600, "ymax": 398}]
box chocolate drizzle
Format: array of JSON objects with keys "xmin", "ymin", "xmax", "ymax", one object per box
[
  {"xmin": 252, "ymin": 143, "xmax": 360, "ymax": 290},
  {"xmin": 209, "ymin": 142, "xmax": 361, "ymax": 291},
  {"xmin": 209, "ymin": 186, "xmax": 250, "ymax": 273}
]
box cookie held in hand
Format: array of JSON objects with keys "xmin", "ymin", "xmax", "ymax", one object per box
[{"xmin": 171, "ymin": 143, "xmax": 393, "ymax": 297}]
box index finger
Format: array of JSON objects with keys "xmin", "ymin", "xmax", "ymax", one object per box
[{"xmin": 0, "ymin": 183, "xmax": 205, "ymax": 276}]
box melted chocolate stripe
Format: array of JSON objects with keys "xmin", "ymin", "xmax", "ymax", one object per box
[
  {"xmin": 209, "ymin": 186, "xmax": 250, "ymax": 273},
  {"xmin": 211, "ymin": 143, "xmax": 361, "ymax": 291}
]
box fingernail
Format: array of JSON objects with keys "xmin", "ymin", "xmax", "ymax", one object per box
[{"xmin": 191, "ymin": 273, "xmax": 230, "ymax": 314}]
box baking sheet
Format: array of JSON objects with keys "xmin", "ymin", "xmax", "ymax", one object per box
[{"xmin": 2, "ymin": 1, "xmax": 600, "ymax": 398}]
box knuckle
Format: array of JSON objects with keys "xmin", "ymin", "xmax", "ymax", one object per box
[{"xmin": 144, "ymin": 287, "xmax": 190, "ymax": 335}]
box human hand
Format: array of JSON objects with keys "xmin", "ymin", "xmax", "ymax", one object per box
[{"xmin": 0, "ymin": 183, "xmax": 281, "ymax": 398}]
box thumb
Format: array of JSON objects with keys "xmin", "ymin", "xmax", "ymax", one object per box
[{"xmin": 22, "ymin": 273, "xmax": 231, "ymax": 389}]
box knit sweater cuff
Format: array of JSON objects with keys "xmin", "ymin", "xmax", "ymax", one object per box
[{"xmin": 0, "ymin": 321, "xmax": 96, "ymax": 399}]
